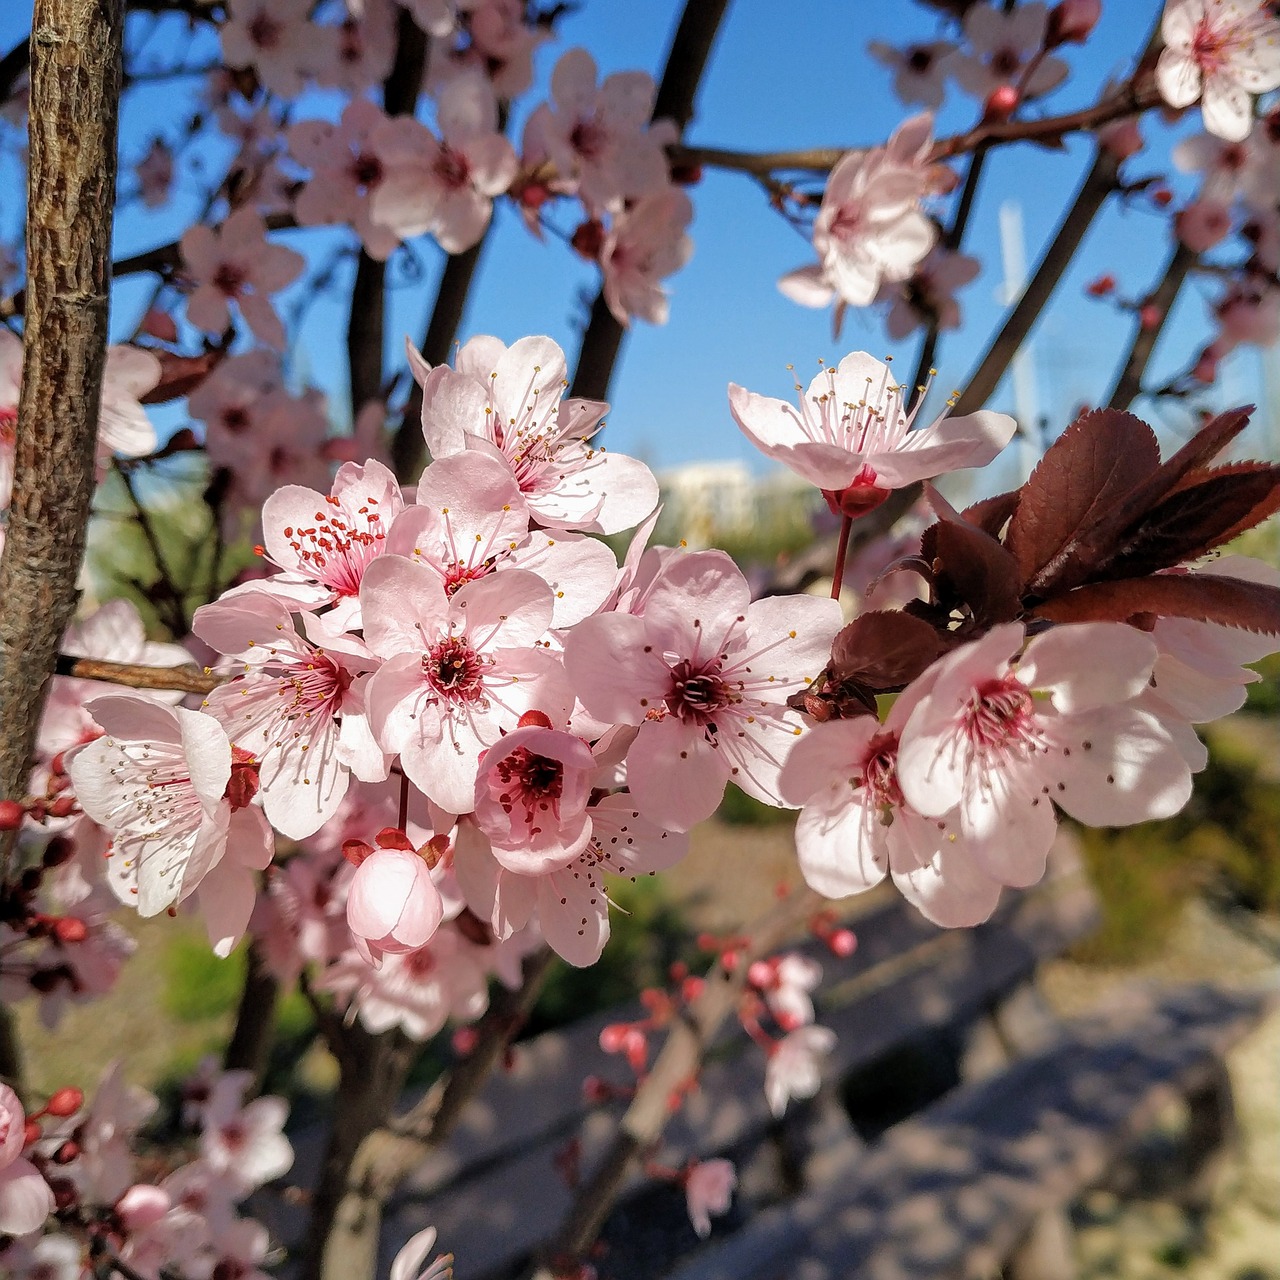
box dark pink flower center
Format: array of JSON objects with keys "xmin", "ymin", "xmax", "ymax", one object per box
[
  {"xmin": 570, "ymin": 118, "xmax": 608, "ymax": 161},
  {"xmin": 213, "ymin": 261, "xmax": 248, "ymax": 298},
  {"xmin": 221, "ymin": 405, "xmax": 251, "ymax": 434},
  {"xmin": 493, "ymin": 747, "xmax": 564, "ymax": 828},
  {"xmin": 423, "ymin": 635, "xmax": 485, "ymax": 701},
  {"xmin": 0, "ymin": 406, "xmax": 16, "ymax": 446},
  {"xmin": 964, "ymin": 677, "xmax": 1036, "ymax": 749},
  {"xmin": 248, "ymin": 12, "xmax": 282, "ymax": 49},
  {"xmin": 351, "ymin": 151, "xmax": 384, "ymax": 189},
  {"xmin": 665, "ymin": 659, "xmax": 733, "ymax": 727},
  {"xmin": 857, "ymin": 731, "xmax": 904, "ymax": 808},
  {"xmin": 906, "ymin": 45, "xmax": 935, "ymax": 73},
  {"xmin": 991, "ymin": 46, "xmax": 1021, "ymax": 77},
  {"xmin": 433, "ymin": 145, "xmax": 471, "ymax": 190}
]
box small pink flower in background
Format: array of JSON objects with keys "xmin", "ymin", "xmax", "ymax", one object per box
[
  {"xmin": 524, "ymin": 48, "xmax": 673, "ymax": 213},
  {"xmin": 684, "ymin": 1159, "xmax": 736, "ymax": 1239},
  {"xmin": 392, "ymin": 1226, "xmax": 454, "ymax": 1280},
  {"xmin": 1213, "ymin": 279, "xmax": 1280, "ymax": 351},
  {"xmin": 219, "ymin": 0, "xmax": 322, "ymax": 98},
  {"xmin": 779, "ymin": 115, "xmax": 938, "ymax": 318},
  {"xmin": 187, "ymin": 1218, "xmax": 273, "ymax": 1280},
  {"xmin": 880, "ymin": 246, "xmax": 980, "ymax": 340},
  {"xmin": 728, "ymin": 351, "xmax": 1016, "ymax": 517},
  {"xmin": 868, "ymin": 40, "xmax": 957, "ymax": 109},
  {"xmin": 316, "ymin": 0, "xmax": 396, "ymax": 95},
  {"xmin": 600, "ymin": 188, "xmax": 694, "ymax": 327},
  {"xmin": 1176, "ymin": 195, "xmax": 1234, "ymax": 251},
  {"xmin": 116, "ymin": 1183, "xmax": 171, "ymax": 1231},
  {"xmin": 0, "ymin": 1084, "xmax": 54, "ymax": 1236},
  {"xmin": 180, "ymin": 207, "xmax": 305, "ymax": 350},
  {"xmin": 346, "ymin": 843, "xmax": 445, "ymax": 965},
  {"xmin": 135, "ymin": 137, "xmax": 174, "ymax": 208},
  {"xmin": 896, "ymin": 622, "xmax": 1194, "ymax": 894},
  {"xmin": 764, "ymin": 1025, "xmax": 836, "ymax": 1118},
  {"xmin": 945, "ymin": 3, "xmax": 1069, "ymax": 101},
  {"xmin": 754, "ymin": 953, "xmax": 822, "ymax": 1030},
  {"xmin": 1157, "ymin": 0, "xmax": 1280, "ymax": 141},
  {"xmin": 199, "ymin": 1089, "xmax": 293, "ymax": 1194},
  {"xmin": 370, "ymin": 72, "xmax": 518, "ymax": 254},
  {"xmin": 187, "ymin": 348, "xmax": 284, "ymax": 460}
]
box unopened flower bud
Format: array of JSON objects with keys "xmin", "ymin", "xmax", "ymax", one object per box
[
  {"xmin": 826, "ymin": 928, "xmax": 857, "ymax": 958},
  {"xmin": 571, "ymin": 219, "xmax": 606, "ymax": 262},
  {"xmin": 1086, "ymin": 274, "xmax": 1116, "ymax": 297},
  {"xmin": 984, "ymin": 84, "xmax": 1020, "ymax": 120},
  {"xmin": 0, "ymin": 800, "xmax": 25, "ymax": 831},
  {"xmin": 1047, "ymin": 0, "xmax": 1101, "ymax": 46},
  {"xmin": 45, "ymin": 1086, "xmax": 83, "ymax": 1117},
  {"xmin": 746, "ymin": 960, "xmax": 775, "ymax": 990},
  {"xmin": 53, "ymin": 917, "xmax": 88, "ymax": 944},
  {"xmin": 52, "ymin": 1139, "xmax": 80, "ymax": 1164}
]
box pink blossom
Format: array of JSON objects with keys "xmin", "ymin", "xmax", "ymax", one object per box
[
  {"xmin": 524, "ymin": 48, "xmax": 673, "ymax": 213},
  {"xmin": 219, "ymin": 0, "xmax": 323, "ymax": 98},
  {"xmin": 391, "ymin": 1226, "xmax": 454, "ymax": 1280},
  {"xmin": 116, "ymin": 1183, "xmax": 171, "ymax": 1231},
  {"xmin": 187, "ymin": 349, "xmax": 284, "ymax": 462},
  {"xmin": 62, "ymin": 1061, "xmax": 158, "ymax": 1204},
  {"xmin": 413, "ymin": 334, "xmax": 659, "ymax": 534},
  {"xmin": 728, "ymin": 351, "xmax": 1016, "ymax": 516},
  {"xmin": 1176, "ymin": 195, "xmax": 1234, "ymax": 251},
  {"xmin": 1213, "ymin": 279, "xmax": 1280, "ymax": 350},
  {"xmin": 1157, "ymin": 0, "xmax": 1280, "ymax": 141},
  {"xmin": 0, "ymin": 1085, "xmax": 53, "ymax": 1236},
  {"xmin": 868, "ymin": 40, "xmax": 957, "ymax": 110},
  {"xmin": 346, "ymin": 846, "xmax": 445, "ymax": 965},
  {"xmin": 1173, "ymin": 129, "xmax": 1261, "ymax": 199},
  {"xmin": 315, "ymin": 0, "xmax": 397, "ymax": 95},
  {"xmin": 68, "ymin": 697, "xmax": 273, "ymax": 920},
  {"xmin": 896, "ymin": 623, "xmax": 1194, "ymax": 893},
  {"xmin": 684, "ymin": 1159, "xmax": 736, "ymax": 1239},
  {"xmin": 180, "ymin": 208, "xmax": 305, "ymax": 350},
  {"xmin": 187, "ymin": 1219, "xmax": 273, "ymax": 1280},
  {"xmin": 759, "ymin": 953, "xmax": 822, "ymax": 1030},
  {"xmin": 764, "ymin": 1025, "xmax": 836, "ymax": 1118},
  {"xmin": 565, "ymin": 550, "xmax": 842, "ymax": 831},
  {"xmin": 386, "ymin": 451, "xmax": 618, "ymax": 627},
  {"xmin": 135, "ymin": 137, "xmax": 174, "ymax": 208},
  {"xmin": 600, "ymin": 188, "xmax": 694, "ymax": 327},
  {"xmin": 199, "ymin": 1091, "xmax": 293, "ymax": 1193},
  {"xmin": 428, "ymin": 0, "xmax": 547, "ymax": 100},
  {"xmin": 370, "ymin": 73, "xmax": 518, "ymax": 254},
  {"xmin": 288, "ymin": 98, "xmax": 401, "ymax": 260},
  {"xmin": 361, "ymin": 556, "xmax": 570, "ymax": 813},
  {"xmin": 945, "ymin": 3, "xmax": 1069, "ymax": 101},
  {"xmin": 194, "ymin": 594, "xmax": 384, "ymax": 840},
  {"xmin": 880, "ymin": 247, "xmax": 981, "ymax": 340},
  {"xmin": 780, "ymin": 114, "xmax": 939, "ymax": 317}
]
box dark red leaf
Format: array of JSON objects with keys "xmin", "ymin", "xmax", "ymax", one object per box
[
  {"xmin": 922, "ymin": 518, "xmax": 1022, "ymax": 628},
  {"xmin": 1006, "ymin": 408, "xmax": 1160, "ymax": 593},
  {"xmin": 1031, "ymin": 572, "xmax": 1280, "ymax": 634},
  {"xmin": 830, "ymin": 610, "xmax": 945, "ymax": 690},
  {"xmin": 961, "ymin": 488, "xmax": 1020, "ymax": 537}
]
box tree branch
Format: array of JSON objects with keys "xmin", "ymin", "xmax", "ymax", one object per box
[
  {"xmin": 569, "ymin": 0, "xmax": 734, "ymax": 404},
  {"xmin": 52, "ymin": 653, "xmax": 221, "ymax": 695},
  {"xmin": 0, "ymin": 0, "xmax": 126, "ymax": 877},
  {"xmin": 1106, "ymin": 239, "xmax": 1197, "ymax": 411}
]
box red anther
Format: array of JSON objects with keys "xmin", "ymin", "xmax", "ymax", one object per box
[
  {"xmin": 598, "ymin": 1023, "xmax": 630, "ymax": 1054},
  {"xmin": 827, "ymin": 928, "xmax": 858, "ymax": 958},
  {"xmin": 695, "ymin": 932, "xmax": 718, "ymax": 952},
  {"xmin": 1085, "ymin": 274, "xmax": 1116, "ymax": 297},
  {"xmin": 44, "ymin": 1086, "xmax": 83, "ymax": 1118},
  {"xmin": 53, "ymin": 918, "xmax": 88, "ymax": 944},
  {"xmin": 746, "ymin": 960, "xmax": 775, "ymax": 991},
  {"xmin": 52, "ymin": 1140, "xmax": 80, "ymax": 1164},
  {"xmin": 22, "ymin": 1119, "xmax": 41, "ymax": 1146},
  {"xmin": 984, "ymin": 84, "xmax": 1020, "ymax": 120},
  {"xmin": 517, "ymin": 709, "xmax": 554, "ymax": 729},
  {"xmin": 47, "ymin": 796, "xmax": 76, "ymax": 820},
  {"xmin": 0, "ymin": 800, "xmax": 25, "ymax": 831},
  {"xmin": 1152, "ymin": 187, "xmax": 1173, "ymax": 207},
  {"xmin": 1139, "ymin": 303, "xmax": 1163, "ymax": 330},
  {"xmin": 570, "ymin": 218, "xmax": 606, "ymax": 262},
  {"xmin": 374, "ymin": 827, "xmax": 415, "ymax": 851},
  {"xmin": 451, "ymin": 1026, "xmax": 479, "ymax": 1057},
  {"xmin": 42, "ymin": 839, "xmax": 73, "ymax": 870},
  {"xmin": 341, "ymin": 839, "xmax": 374, "ymax": 867}
]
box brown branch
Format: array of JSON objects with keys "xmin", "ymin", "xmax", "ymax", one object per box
[
  {"xmin": 0, "ymin": 0, "xmax": 126, "ymax": 878},
  {"xmin": 569, "ymin": 0, "xmax": 734, "ymax": 404},
  {"xmin": 1106, "ymin": 239, "xmax": 1197, "ymax": 411},
  {"xmin": 52, "ymin": 653, "xmax": 221, "ymax": 695},
  {"xmin": 534, "ymin": 888, "xmax": 823, "ymax": 1276},
  {"xmin": 317, "ymin": 949, "xmax": 555, "ymax": 1280}
]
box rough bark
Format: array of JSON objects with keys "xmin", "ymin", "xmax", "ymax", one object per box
[{"xmin": 0, "ymin": 0, "xmax": 125, "ymax": 875}]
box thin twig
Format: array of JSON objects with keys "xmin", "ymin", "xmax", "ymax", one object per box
[{"xmin": 53, "ymin": 654, "xmax": 221, "ymax": 696}]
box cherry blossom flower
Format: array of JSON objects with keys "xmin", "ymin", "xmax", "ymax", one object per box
[
  {"xmin": 684, "ymin": 1159, "xmax": 736, "ymax": 1239},
  {"xmin": 194, "ymin": 593, "xmax": 385, "ymax": 839},
  {"xmin": 428, "ymin": 0, "xmax": 547, "ymax": 100},
  {"xmin": 67, "ymin": 697, "xmax": 274, "ymax": 920},
  {"xmin": 945, "ymin": 2, "xmax": 1069, "ymax": 101},
  {"xmin": 1157, "ymin": 0, "xmax": 1280, "ymax": 141},
  {"xmin": 316, "ymin": 0, "xmax": 397, "ymax": 95},
  {"xmin": 756, "ymin": 952, "xmax": 823, "ymax": 1030},
  {"xmin": 199, "ymin": 1091, "xmax": 293, "ymax": 1194},
  {"xmin": 880, "ymin": 246, "xmax": 981, "ymax": 340},
  {"xmin": 600, "ymin": 188, "xmax": 695, "ymax": 327},
  {"xmin": 288, "ymin": 98, "xmax": 401, "ymax": 261},
  {"xmin": 895, "ymin": 623, "xmax": 1194, "ymax": 893},
  {"xmin": 523, "ymin": 48, "xmax": 673, "ymax": 213},
  {"xmin": 392, "ymin": 1226, "xmax": 454, "ymax": 1280},
  {"xmin": 764, "ymin": 1025, "xmax": 836, "ymax": 1117},
  {"xmin": 135, "ymin": 137, "xmax": 174, "ymax": 208},
  {"xmin": 219, "ymin": 0, "xmax": 324, "ymax": 98},
  {"xmin": 62, "ymin": 1061, "xmax": 158, "ymax": 1204},
  {"xmin": 346, "ymin": 846, "xmax": 445, "ymax": 965},
  {"xmin": 361, "ymin": 556, "xmax": 570, "ymax": 814},
  {"xmin": 0, "ymin": 1234, "xmax": 82, "ymax": 1280},
  {"xmin": 370, "ymin": 73, "xmax": 518, "ymax": 254},
  {"xmin": 187, "ymin": 349, "xmax": 284, "ymax": 460},
  {"xmin": 0, "ymin": 1085, "xmax": 53, "ymax": 1236},
  {"xmin": 565, "ymin": 549, "xmax": 842, "ymax": 831},
  {"xmin": 728, "ymin": 351, "xmax": 1016, "ymax": 517},
  {"xmin": 386, "ymin": 451, "xmax": 618, "ymax": 627},
  {"xmin": 1176, "ymin": 194, "xmax": 1234, "ymax": 251},
  {"xmin": 180, "ymin": 207, "xmax": 305, "ymax": 350},
  {"xmin": 187, "ymin": 1219, "xmax": 272, "ymax": 1280},
  {"xmin": 779, "ymin": 115, "xmax": 939, "ymax": 318},
  {"xmin": 868, "ymin": 39, "xmax": 957, "ymax": 109},
  {"xmin": 413, "ymin": 334, "xmax": 659, "ymax": 534}
]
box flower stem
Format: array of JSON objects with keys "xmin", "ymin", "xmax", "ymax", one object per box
[{"xmin": 831, "ymin": 514, "xmax": 853, "ymax": 602}]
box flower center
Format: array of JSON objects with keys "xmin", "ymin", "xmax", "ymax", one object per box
[
  {"xmin": 0, "ymin": 406, "xmax": 16, "ymax": 446},
  {"xmin": 492, "ymin": 746, "xmax": 564, "ymax": 825},
  {"xmin": 351, "ymin": 152, "xmax": 384, "ymax": 189},
  {"xmin": 280, "ymin": 493, "xmax": 386, "ymax": 597},
  {"xmin": 963, "ymin": 677, "xmax": 1036, "ymax": 750},
  {"xmin": 857, "ymin": 731, "xmax": 905, "ymax": 809},
  {"xmin": 423, "ymin": 635, "xmax": 486, "ymax": 702},
  {"xmin": 665, "ymin": 659, "xmax": 732, "ymax": 727},
  {"xmin": 433, "ymin": 145, "xmax": 471, "ymax": 190},
  {"xmin": 213, "ymin": 262, "xmax": 248, "ymax": 298},
  {"xmin": 570, "ymin": 118, "xmax": 608, "ymax": 161},
  {"xmin": 248, "ymin": 12, "xmax": 282, "ymax": 49}
]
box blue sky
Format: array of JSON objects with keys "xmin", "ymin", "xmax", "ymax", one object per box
[{"xmin": 0, "ymin": 0, "xmax": 1274, "ymax": 478}]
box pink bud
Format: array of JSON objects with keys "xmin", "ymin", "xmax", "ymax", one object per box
[
  {"xmin": 599, "ymin": 1023, "xmax": 630, "ymax": 1054},
  {"xmin": 746, "ymin": 960, "xmax": 775, "ymax": 991},
  {"xmin": 0, "ymin": 800, "xmax": 24, "ymax": 831},
  {"xmin": 1047, "ymin": 0, "xmax": 1101, "ymax": 45},
  {"xmin": 985, "ymin": 84, "xmax": 1020, "ymax": 120},
  {"xmin": 826, "ymin": 928, "xmax": 857, "ymax": 958},
  {"xmin": 346, "ymin": 848, "xmax": 444, "ymax": 963},
  {"xmin": 1139, "ymin": 303, "xmax": 1163, "ymax": 331},
  {"xmin": 116, "ymin": 1184, "xmax": 171, "ymax": 1230}
]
